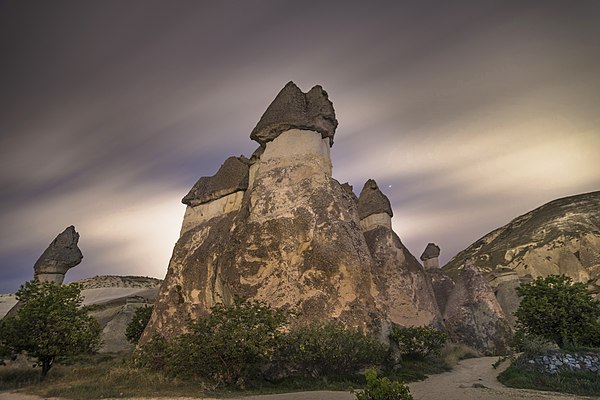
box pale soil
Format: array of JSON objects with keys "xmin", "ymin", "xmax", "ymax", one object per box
[{"xmin": 0, "ymin": 356, "xmax": 596, "ymax": 400}]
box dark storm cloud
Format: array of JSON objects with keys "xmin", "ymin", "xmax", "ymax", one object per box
[{"xmin": 1, "ymin": 0, "xmax": 599, "ymax": 292}]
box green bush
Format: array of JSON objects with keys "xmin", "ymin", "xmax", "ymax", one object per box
[
  {"xmin": 514, "ymin": 275, "xmax": 600, "ymax": 348},
  {"xmin": 354, "ymin": 368, "xmax": 413, "ymax": 400},
  {"xmin": 136, "ymin": 297, "xmax": 291, "ymax": 386},
  {"xmin": 125, "ymin": 305, "xmax": 153, "ymax": 344},
  {"xmin": 278, "ymin": 321, "xmax": 388, "ymax": 378},
  {"xmin": 388, "ymin": 325, "xmax": 447, "ymax": 359},
  {"xmin": 0, "ymin": 280, "xmax": 101, "ymax": 378}
]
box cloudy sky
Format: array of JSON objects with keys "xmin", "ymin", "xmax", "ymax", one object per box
[{"xmin": 1, "ymin": 1, "xmax": 599, "ymax": 293}]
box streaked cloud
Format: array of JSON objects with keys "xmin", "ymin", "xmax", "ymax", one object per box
[{"xmin": 1, "ymin": 1, "xmax": 599, "ymax": 292}]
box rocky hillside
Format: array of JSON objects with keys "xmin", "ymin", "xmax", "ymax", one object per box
[{"xmin": 444, "ymin": 191, "xmax": 600, "ymax": 299}]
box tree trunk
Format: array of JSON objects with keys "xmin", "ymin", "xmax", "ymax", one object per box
[{"xmin": 41, "ymin": 357, "xmax": 53, "ymax": 379}]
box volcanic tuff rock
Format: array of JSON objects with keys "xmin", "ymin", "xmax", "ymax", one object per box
[
  {"xmin": 141, "ymin": 83, "xmax": 442, "ymax": 344},
  {"xmin": 33, "ymin": 225, "xmax": 83, "ymax": 284},
  {"xmin": 420, "ymin": 242, "xmax": 441, "ymax": 269},
  {"xmin": 250, "ymin": 81, "xmax": 338, "ymax": 147},
  {"xmin": 359, "ymin": 181, "xmax": 443, "ymax": 330},
  {"xmin": 444, "ymin": 191, "xmax": 600, "ymax": 300},
  {"xmin": 443, "ymin": 260, "xmax": 512, "ymax": 355}
]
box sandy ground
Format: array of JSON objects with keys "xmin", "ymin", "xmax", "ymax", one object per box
[{"xmin": 0, "ymin": 357, "xmax": 596, "ymax": 400}]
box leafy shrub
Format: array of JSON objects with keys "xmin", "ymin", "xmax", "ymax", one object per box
[
  {"xmin": 0, "ymin": 280, "xmax": 101, "ymax": 378},
  {"xmin": 354, "ymin": 368, "xmax": 413, "ymax": 400},
  {"xmin": 125, "ymin": 305, "xmax": 153, "ymax": 344},
  {"xmin": 136, "ymin": 297, "xmax": 292, "ymax": 386},
  {"xmin": 388, "ymin": 325, "xmax": 447, "ymax": 359},
  {"xmin": 278, "ymin": 321, "xmax": 388, "ymax": 378},
  {"xmin": 514, "ymin": 275, "xmax": 600, "ymax": 348},
  {"xmin": 512, "ymin": 333, "xmax": 559, "ymax": 356}
]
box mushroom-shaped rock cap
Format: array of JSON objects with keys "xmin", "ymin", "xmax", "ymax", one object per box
[
  {"xmin": 33, "ymin": 226, "xmax": 83, "ymax": 276},
  {"xmin": 357, "ymin": 179, "xmax": 393, "ymax": 220},
  {"xmin": 250, "ymin": 81, "xmax": 338, "ymax": 147},
  {"xmin": 420, "ymin": 243, "xmax": 441, "ymax": 261},
  {"xmin": 183, "ymin": 156, "xmax": 250, "ymax": 206}
]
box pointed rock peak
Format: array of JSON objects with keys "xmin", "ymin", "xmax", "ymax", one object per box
[
  {"xmin": 34, "ymin": 226, "xmax": 83, "ymax": 277},
  {"xmin": 420, "ymin": 243, "xmax": 440, "ymax": 261},
  {"xmin": 182, "ymin": 156, "xmax": 249, "ymax": 206},
  {"xmin": 357, "ymin": 179, "xmax": 393, "ymax": 220},
  {"xmin": 341, "ymin": 182, "xmax": 358, "ymax": 204},
  {"xmin": 250, "ymin": 81, "xmax": 338, "ymax": 147}
]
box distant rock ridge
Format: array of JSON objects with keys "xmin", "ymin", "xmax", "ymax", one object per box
[
  {"xmin": 141, "ymin": 82, "xmax": 443, "ymax": 345},
  {"xmin": 74, "ymin": 275, "xmax": 162, "ymax": 290},
  {"xmin": 444, "ymin": 191, "xmax": 600, "ymax": 303}
]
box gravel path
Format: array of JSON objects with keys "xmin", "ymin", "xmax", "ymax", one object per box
[{"xmin": 0, "ymin": 357, "xmax": 595, "ymax": 400}]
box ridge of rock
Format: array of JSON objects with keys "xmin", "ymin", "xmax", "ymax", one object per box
[
  {"xmin": 443, "ymin": 191, "xmax": 600, "ymax": 299},
  {"xmin": 182, "ymin": 156, "xmax": 250, "ymax": 206},
  {"xmin": 250, "ymin": 81, "xmax": 338, "ymax": 147},
  {"xmin": 357, "ymin": 179, "xmax": 393, "ymax": 220}
]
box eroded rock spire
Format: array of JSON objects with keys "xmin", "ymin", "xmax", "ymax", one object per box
[{"xmin": 33, "ymin": 225, "xmax": 83, "ymax": 284}]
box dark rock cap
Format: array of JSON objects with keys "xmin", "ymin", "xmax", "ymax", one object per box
[
  {"xmin": 33, "ymin": 226, "xmax": 83, "ymax": 276},
  {"xmin": 420, "ymin": 243, "xmax": 441, "ymax": 261},
  {"xmin": 250, "ymin": 81, "xmax": 338, "ymax": 147},
  {"xmin": 357, "ymin": 179, "xmax": 393, "ymax": 220},
  {"xmin": 182, "ymin": 156, "xmax": 250, "ymax": 206}
]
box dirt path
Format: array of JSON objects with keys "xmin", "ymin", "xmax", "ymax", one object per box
[{"xmin": 0, "ymin": 357, "xmax": 595, "ymax": 400}]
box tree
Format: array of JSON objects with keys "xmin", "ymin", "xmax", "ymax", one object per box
[
  {"xmin": 0, "ymin": 280, "xmax": 101, "ymax": 378},
  {"xmin": 158, "ymin": 296, "xmax": 292, "ymax": 386},
  {"xmin": 388, "ymin": 325, "xmax": 447, "ymax": 360},
  {"xmin": 514, "ymin": 275, "xmax": 600, "ymax": 348},
  {"xmin": 125, "ymin": 305, "xmax": 153, "ymax": 344}
]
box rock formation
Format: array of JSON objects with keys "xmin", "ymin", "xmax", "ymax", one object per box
[
  {"xmin": 33, "ymin": 225, "xmax": 83, "ymax": 284},
  {"xmin": 141, "ymin": 82, "xmax": 442, "ymax": 344},
  {"xmin": 4, "ymin": 226, "xmax": 83, "ymax": 319},
  {"xmin": 77, "ymin": 275, "xmax": 161, "ymax": 353},
  {"xmin": 443, "ymin": 260, "xmax": 512, "ymax": 355},
  {"xmin": 444, "ymin": 191, "xmax": 600, "ymax": 327},
  {"xmin": 420, "ymin": 243, "xmax": 440, "ymax": 269},
  {"xmin": 250, "ymin": 81, "xmax": 338, "ymax": 147},
  {"xmin": 358, "ymin": 181, "xmax": 443, "ymax": 330}
]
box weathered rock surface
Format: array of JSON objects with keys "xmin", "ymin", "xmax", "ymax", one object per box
[
  {"xmin": 78, "ymin": 275, "xmax": 161, "ymax": 353},
  {"xmin": 444, "ymin": 191, "xmax": 600, "ymax": 300},
  {"xmin": 143, "ymin": 130, "xmax": 382, "ymax": 342},
  {"xmin": 443, "ymin": 260, "xmax": 512, "ymax": 355},
  {"xmin": 143, "ymin": 83, "xmax": 450, "ymax": 345},
  {"xmin": 250, "ymin": 81, "xmax": 338, "ymax": 147},
  {"xmin": 426, "ymin": 268, "xmax": 455, "ymax": 314},
  {"xmin": 358, "ymin": 180, "xmax": 443, "ymax": 330},
  {"xmin": 421, "ymin": 243, "xmax": 441, "ymax": 269},
  {"xmin": 33, "ymin": 225, "xmax": 83, "ymax": 284},
  {"xmin": 182, "ymin": 156, "xmax": 249, "ymax": 207}
]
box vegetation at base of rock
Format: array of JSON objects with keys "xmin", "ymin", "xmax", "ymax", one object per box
[
  {"xmin": 498, "ymin": 357, "xmax": 600, "ymax": 397},
  {"xmin": 125, "ymin": 305, "xmax": 153, "ymax": 344},
  {"xmin": 134, "ymin": 297, "xmax": 390, "ymax": 387},
  {"xmin": 353, "ymin": 368, "xmax": 413, "ymax": 400},
  {"xmin": 0, "ymin": 280, "xmax": 101, "ymax": 378},
  {"xmin": 514, "ymin": 275, "xmax": 600, "ymax": 348},
  {"xmin": 388, "ymin": 325, "xmax": 447, "ymax": 359},
  {"xmin": 276, "ymin": 321, "xmax": 388, "ymax": 378}
]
